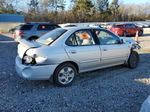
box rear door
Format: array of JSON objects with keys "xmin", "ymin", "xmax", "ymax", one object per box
[
  {"xmin": 65, "ymin": 29, "xmax": 101, "ymax": 72},
  {"xmin": 36, "ymin": 24, "xmax": 59, "ymax": 37},
  {"xmin": 94, "ymin": 29, "xmax": 130, "ymax": 66}
]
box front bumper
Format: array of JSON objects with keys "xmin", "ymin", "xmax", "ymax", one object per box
[{"xmin": 15, "ymin": 56, "xmax": 58, "ymax": 80}]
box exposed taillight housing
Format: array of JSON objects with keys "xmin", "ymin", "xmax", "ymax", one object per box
[
  {"xmin": 13, "ymin": 30, "xmax": 24, "ymax": 39},
  {"xmin": 22, "ymin": 54, "xmax": 36, "ymax": 65},
  {"xmin": 18, "ymin": 31, "xmax": 24, "ymax": 37}
]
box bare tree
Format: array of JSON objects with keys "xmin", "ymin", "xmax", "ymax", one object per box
[{"xmin": 110, "ymin": 0, "xmax": 119, "ymax": 21}]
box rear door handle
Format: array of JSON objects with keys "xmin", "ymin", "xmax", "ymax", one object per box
[
  {"xmin": 103, "ymin": 49, "xmax": 108, "ymax": 51},
  {"xmin": 70, "ymin": 50, "xmax": 77, "ymax": 54}
]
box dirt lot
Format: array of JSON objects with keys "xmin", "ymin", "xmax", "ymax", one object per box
[{"xmin": 0, "ymin": 29, "xmax": 150, "ymax": 112}]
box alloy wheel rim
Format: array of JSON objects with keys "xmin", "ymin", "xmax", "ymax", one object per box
[{"xmin": 58, "ymin": 67, "xmax": 75, "ymax": 85}]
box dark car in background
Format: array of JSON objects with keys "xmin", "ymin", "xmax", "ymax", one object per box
[
  {"xmin": 13, "ymin": 22, "xmax": 60, "ymax": 41},
  {"xmin": 109, "ymin": 23, "xmax": 143, "ymax": 37}
]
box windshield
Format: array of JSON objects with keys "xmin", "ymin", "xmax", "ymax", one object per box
[{"xmin": 36, "ymin": 29, "xmax": 67, "ymax": 45}]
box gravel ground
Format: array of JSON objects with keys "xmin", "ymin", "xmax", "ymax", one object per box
[{"xmin": 0, "ymin": 29, "xmax": 150, "ymax": 112}]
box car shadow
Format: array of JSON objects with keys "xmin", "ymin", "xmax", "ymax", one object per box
[{"xmin": 142, "ymin": 34, "xmax": 150, "ymax": 37}]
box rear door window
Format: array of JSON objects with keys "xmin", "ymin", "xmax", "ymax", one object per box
[
  {"xmin": 37, "ymin": 24, "xmax": 58, "ymax": 31},
  {"xmin": 125, "ymin": 24, "xmax": 132, "ymax": 28},
  {"xmin": 20, "ymin": 25, "xmax": 33, "ymax": 30},
  {"xmin": 66, "ymin": 30, "xmax": 96, "ymax": 46}
]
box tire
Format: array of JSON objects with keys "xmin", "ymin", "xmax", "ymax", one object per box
[
  {"xmin": 53, "ymin": 63, "xmax": 77, "ymax": 86},
  {"xmin": 127, "ymin": 51, "xmax": 139, "ymax": 69},
  {"xmin": 138, "ymin": 30, "xmax": 143, "ymax": 36}
]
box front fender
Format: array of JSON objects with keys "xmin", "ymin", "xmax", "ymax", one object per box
[{"xmin": 120, "ymin": 37, "xmax": 141, "ymax": 50}]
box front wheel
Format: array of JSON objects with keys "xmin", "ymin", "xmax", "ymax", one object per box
[
  {"xmin": 127, "ymin": 51, "xmax": 139, "ymax": 69},
  {"xmin": 53, "ymin": 63, "xmax": 77, "ymax": 86}
]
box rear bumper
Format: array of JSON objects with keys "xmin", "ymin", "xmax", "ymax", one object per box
[{"xmin": 15, "ymin": 56, "xmax": 58, "ymax": 80}]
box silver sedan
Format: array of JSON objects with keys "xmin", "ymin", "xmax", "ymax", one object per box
[{"xmin": 15, "ymin": 27, "xmax": 140, "ymax": 86}]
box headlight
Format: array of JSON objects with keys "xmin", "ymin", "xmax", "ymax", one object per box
[
  {"xmin": 132, "ymin": 44, "xmax": 141, "ymax": 50},
  {"xmin": 23, "ymin": 55, "xmax": 35, "ymax": 64}
]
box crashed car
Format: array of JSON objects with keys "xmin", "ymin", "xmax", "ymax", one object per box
[{"xmin": 15, "ymin": 27, "xmax": 141, "ymax": 86}]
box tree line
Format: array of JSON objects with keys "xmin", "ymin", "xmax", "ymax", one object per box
[{"xmin": 0, "ymin": 0, "xmax": 150, "ymax": 23}]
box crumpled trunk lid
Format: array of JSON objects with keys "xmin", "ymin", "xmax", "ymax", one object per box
[{"xmin": 17, "ymin": 39, "xmax": 41, "ymax": 59}]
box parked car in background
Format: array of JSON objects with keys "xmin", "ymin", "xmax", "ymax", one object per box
[
  {"xmin": 89, "ymin": 24, "xmax": 102, "ymax": 28},
  {"xmin": 13, "ymin": 22, "xmax": 60, "ymax": 41},
  {"xmin": 136, "ymin": 23, "xmax": 150, "ymax": 28},
  {"xmin": 59, "ymin": 24, "xmax": 77, "ymax": 28},
  {"xmin": 109, "ymin": 23, "xmax": 143, "ymax": 37},
  {"xmin": 16, "ymin": 27, "xmax": 140, "ymax": 86}
]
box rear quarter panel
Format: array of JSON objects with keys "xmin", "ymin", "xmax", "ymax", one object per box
[{"xmin": 26, "ymin": 46, "xmax": 72, "ymax": 65}]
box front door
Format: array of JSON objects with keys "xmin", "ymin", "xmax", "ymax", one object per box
[{"xmin": 94, "ymin": 29, "xmax": 130, "ymax": 66}]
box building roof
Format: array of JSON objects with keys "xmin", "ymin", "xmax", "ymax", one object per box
[{"xmin": 0, "ymin": 14, "xmax": 24, "ymax": 23}]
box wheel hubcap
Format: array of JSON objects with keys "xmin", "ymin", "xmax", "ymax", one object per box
[{"xmin": 58, "ymin": 67, "xmax": 75, "ymax": 85}]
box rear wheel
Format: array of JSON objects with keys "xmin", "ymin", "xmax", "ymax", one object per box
[
  {"xmin": 127, "ymin": 51, "xmax": 139, "ymax": 68},
  {"xmin": 53, "ymin": 63, "xmax": 77, "ymax": 86}
]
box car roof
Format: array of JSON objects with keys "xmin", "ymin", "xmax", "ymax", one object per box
[
  {"xmin": 25, "ymin": 22, "xmax": 58, "ymax": 25},
  {"xmin": 61, "ymin": 27, "xmax": 106, "ymax": 31}
]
